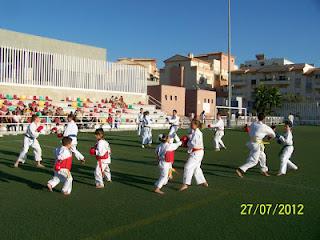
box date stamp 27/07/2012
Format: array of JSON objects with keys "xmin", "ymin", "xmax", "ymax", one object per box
[{"xmin": 240, "ymin": 203, "xmax": 304, "ymax": 216}]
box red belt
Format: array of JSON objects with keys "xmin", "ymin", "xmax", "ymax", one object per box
[{"xmin": 192, "ymin": 148, "xmax": 203, "ymax": 152}]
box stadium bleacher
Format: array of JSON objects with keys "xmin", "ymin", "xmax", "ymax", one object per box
[{"xmin": 0, "ymin": 93, "xmax": 169, "ymax": 135}]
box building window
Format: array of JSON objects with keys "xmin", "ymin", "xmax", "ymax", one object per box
[
  {"xmin": 207, "ymin": 99, "xmax": 210, "ymax": 103},
  {"xmin": 165, "ymin": 95, "xmax": 167, "ymax": 100},
  {"xmin": 294, "ymin": 78, "xmax": 301, "ymax": 88},
  {"xmin": 251, "ymin": 79, "xmax": 256, "ymax": 85},
  {"xmin": 204, "ymin": 98, "xmax": 206, "ymax": 102},
  {"xmin": 306, "ymin": 79, "xmax": 312, "ymax": 93},
  {"xmin": 175, "ymin": 96, "xmax": 177, "ymax": 101},
  {"xmin": 279, "ymin": 75, "xmax": 287, "ymax": 81},
  {"xmin": 211, "ymin": 99, "xmax": 214, "ymax": 104},
  {"xmin": 315, "ymin": 74, "xmax": 320, "ymax": 79},
  {"xmin": 170, "ymin": 95, "xmax": 173, "ymax": 100}
]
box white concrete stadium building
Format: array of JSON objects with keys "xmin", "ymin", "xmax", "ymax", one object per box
[{"xmin": 0, "ymin": 28, "xmax": 148, "ymax": 103}]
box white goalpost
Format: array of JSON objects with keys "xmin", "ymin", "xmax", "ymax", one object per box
[{"xmin": 215, "ymin": 105, "xmax": 248, "ymax": 127}]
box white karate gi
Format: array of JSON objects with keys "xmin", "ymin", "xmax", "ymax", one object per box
[
  {"xmin": 288, "ymin": 114, "xmax": 294, "ymax": 125},
  {"xmin": 136, "ymin": 113, "xmax": 144, "ymax": 136},
  {"xmin": 278, "ymin": 130, "xmax": 298, "ymax": 174},
  {"xmin": 211, "ymin": 119, "xmax": 226, "ymax": 150},
  {"xmin": 141, "ymin": 116, "xmax": 153, "ymax": 145},
  {"xmin": 63, "ymin": 120, "xmax": 84, "ymax": 161},
  {"xmin": 168, "ymin": 115, "xmax": 180, "ymax": 140},
  {"xmin": 94, "ymin": 139, "xmax": 112, "ymax": 186},
  {"xmin": 48, "ymin": 146, "xmax": 73, "ymax": 194},
  {"xmin": 17, "ymin": 122, "xmax": 42, "ymax": 163},
  {"xmin": 155, "ymin": 136, "xmax": 182, "ymax": 189},
  {"xmin": 239, "ymin": 121, "xmax": 275, "ymax": 173},
  {"xmin": 183, "ymin": 128, "xmax": 207, "ymax": 185}
]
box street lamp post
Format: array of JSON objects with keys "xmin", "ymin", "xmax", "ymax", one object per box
[{"xmin": 227, "ymin": 0, "xmax": 232, "ymax": 127}]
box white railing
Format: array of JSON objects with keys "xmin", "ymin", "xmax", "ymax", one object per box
[
  {"xmin": 0, "ymin": 115, "xmax": 170, "ymax": 136},
  {"xmin": 0, "ymin": 46, "xmax": 147, "ymax": 94},
  {"xmin": 148, "ymin": 95, "xmax": 162, "ymax": 109}
]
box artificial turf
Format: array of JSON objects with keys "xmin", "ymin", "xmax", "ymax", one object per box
[{"xmin": 0, "ymin": 126, "xmax": 319, "ymax": 240}]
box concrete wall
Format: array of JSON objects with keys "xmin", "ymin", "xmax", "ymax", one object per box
[
  {"xmin": 186, "ymin": 89, "xmax": 216, "ymax": 118},
  {"xmin": 1, "ymin": 84, "xmax": 147, "ymax": 104},
  {"xmin": 148, "ymin": 85, "xmax": 185, "ymax": 116},
  {"xmin": 0, "ymin": 28, "xmax": 106, "ymax": 60}
]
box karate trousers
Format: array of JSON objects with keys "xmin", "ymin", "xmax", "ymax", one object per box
[
  {"xmin": 155, "ymin": 161, "xmax": 172, "ymax": 189},
  {"xmin": 239, "ymin": 142, "xmax": 268, "ymax": 173},
  {"xmin": 95, "ymin": 159, "xmax": 111, "ymax": 186},
  {"xmin": 48, "ymin": 169, "xmax": 73, "ymax": 194},
  {"xmin": 214, "ymin": 130, "xmax": 225, "ymax": 149},
  {"xmin": 183, "ymin": 150, "xmax": 206, "ymax": 185},
  {"xmin": 279, "ymin": 146, "xmax": 297, "ymax": 174},
  {"xmin": 17, "ymin": 137, "xmax": 42, "ymax": 163}
]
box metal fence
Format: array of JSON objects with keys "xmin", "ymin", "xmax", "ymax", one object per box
[
  {"xmin": 0, "ymin": 115, "xmax": 170, "ymax": 136},
  {"xmin": 0, "ymin": 46, "xmax": 147, "ymax": 94}
]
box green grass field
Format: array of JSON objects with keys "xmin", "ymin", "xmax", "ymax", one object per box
[{"xmin": 0, "ymin": 126, "xmax": 319, "ymax": 240}]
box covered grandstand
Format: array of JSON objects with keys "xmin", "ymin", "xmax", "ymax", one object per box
[{"xmin": 0, "ymin": 28, "xmax": 169, "ymax": 135}]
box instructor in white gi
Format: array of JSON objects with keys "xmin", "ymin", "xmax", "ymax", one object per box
[{"xmin": 236, "ymin": 113, "xmax": 275, "ymax": 177}]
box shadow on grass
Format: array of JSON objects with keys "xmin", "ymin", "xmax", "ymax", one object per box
[{"xmin": 0, "ymin": 170, "xmax": 45, "ymax": 189}]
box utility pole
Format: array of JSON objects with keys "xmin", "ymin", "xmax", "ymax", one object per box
[{"xmin": 227, "ymin": 0, "xmax": 232, "ymax": 127}]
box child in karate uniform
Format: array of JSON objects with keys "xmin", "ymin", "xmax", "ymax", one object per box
[
  {"xmin": 154, "ymin": 134, "xmax": 182, "ymax": 194},
  {"xmin": 167, "ymin": 109, "xmax": 180, "ymax": 141},
  {"xmin": 90, "ymin": 128, "xmax": 112, "ymax": 188},
  {"xmin": 63, "ymin": 114, "xmax": 85, "ymax": 163},
  {"xmin": 15, "ymin": 114, "xmax": 45, "ymax": 168},
  {"xmin": 276, "ymin": 121, "xmax": 298, "ymax": 176},
  {"xmin": 136, "ymin": 108, "xmax": 144, "ymax": 136},
  {"xmin": 179, "ymin": 120, "xmax": 208, "ymax": 191},
  {"xmin": 47, "ymin": 137, "xmax": 73, "ymax": 195},
  {"xmin": 208, "ymin": 112, "xmax": 226, "ymax": 151},
  {"xmin": 236, "ymin": 113, "xmax": 276, "ymax": 178},
  {"xmin": 141, "ymin": 111, "xmax": 153, "ymax": 148}
]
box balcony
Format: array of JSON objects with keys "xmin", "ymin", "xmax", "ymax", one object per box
[
  {"xmin": 313, "ymin": 81, "xmax": 320, "ymax": 89},
  {"xmin": 232, "ymin": 79, "xmax": 246, "ymax": 86}
]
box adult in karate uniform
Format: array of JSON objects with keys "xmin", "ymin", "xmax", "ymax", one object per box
[{"xmin": 236, "ymin": 113, "xmax": 275, "ymax": 177}]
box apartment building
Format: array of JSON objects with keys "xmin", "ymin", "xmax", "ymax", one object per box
[
  {"xmin": 160, "ymin": 52, "xmax": 236, "ymax": 92},
  {"xmin": 232, "ymin": 54, "xmax": 319, "ymax": 110},
  {"xmin": 117, "ymin": 58, "xmax": 159, "ymax": 85}
]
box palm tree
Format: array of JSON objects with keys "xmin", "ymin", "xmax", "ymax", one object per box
[{"xmin": 253, "ymin": 85, "xmax": 282, "ymax": 114}]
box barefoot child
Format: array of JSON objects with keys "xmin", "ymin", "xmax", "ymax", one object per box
[
  {"xmin": 154, "ymin": 134, "xmax": 182, "ymax": 194},
  {"xmin": 179, "ymin": 119, "xmax": 208, "ymax": 191},
  {"xmin": 167, "ymin": 109, "xmax": 180, "ymax": 142},
  {"xmin": 47, "ymin": 137, "xmax": 73, "ymax": 195},
  {"xmin": 276, "ymin": 121, "xmax": 298, "ymax": 176},
  {"xmin": 90, "ymin": 128, "xmax": 112, "ymax": 188},
  {"xmin": 208, "ymin": 112, "xmax": 226, "ymax": 151},
  {"xmin": 236, "ymin": 113, "xmax": 276, "ymax": 178},
  {"xmin": 14, "ymin": 114, "xmax": 45, "ymax": 168},
  {"xmin": 63, "ymin": 113, "xmax": 85, "ymax": 163}
]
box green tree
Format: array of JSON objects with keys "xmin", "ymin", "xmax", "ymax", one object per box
[{"xmin": 253, "ymin": 85, "xmax": 282, "ymax": 114}]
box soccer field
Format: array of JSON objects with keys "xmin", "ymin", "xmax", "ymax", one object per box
[{"xmin": 0, "ymin": 126, "xmax": 319, "ymax": 240}]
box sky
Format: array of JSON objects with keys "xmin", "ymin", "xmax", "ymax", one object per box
[{"xmin": 0, "ymin": 0, "xmax": 319, "ymax": 67}]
